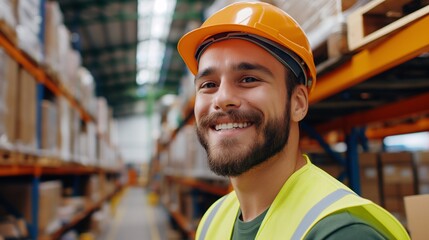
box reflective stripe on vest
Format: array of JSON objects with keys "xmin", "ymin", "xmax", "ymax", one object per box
[
  {"xmin": 199, "ymin": 189, "xmax": 354, "ymax": 240},
  {"xmin": 199, "ymin": 195, "xmax": 227, "ymax": 240},
  {"xmin": 291, "ymin": 189, "xmax": 354, "ymax": 239}
]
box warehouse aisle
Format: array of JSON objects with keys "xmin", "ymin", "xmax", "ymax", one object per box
[{"xmin": 102, "ymin": 187, "xmax": 175, "ymax": 240}]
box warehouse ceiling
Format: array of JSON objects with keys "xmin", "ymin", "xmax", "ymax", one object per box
[
  {"xmin": 58, "ymin": 0, "xmax": 213, "ymax": 117},
  {"xmin": 57, "ymin": 0, "xmax": 429, "ymax": 136}
]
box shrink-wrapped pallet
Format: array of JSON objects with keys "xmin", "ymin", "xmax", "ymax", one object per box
[
  {"xmin": 0, "ymin": 0, "xmax": 17, "ymax": 28},
  {"xmin": 41, "ymin": 100, "xmax": 58, "ymax": 156},
  {"xmin": 70, "ymin": 108, "xmax": 81, "ymax": 162},
  {"xmin": 44, "ymin": 1, "xmax": 63, "ymax": 75},
  {"xmin": 97, "ymin": 97, "xmax": 109, "ymax": 135},
  {"xmin": 77, "ymin": 67, "xmax": 95, "ymax": 113},
  {"xmin": 16, "ymin": 0, "xmax": 43, "ymax": 62},
  {"xmin": 57, "ymin": 97, "xmax": 72, "ymax": 161}
]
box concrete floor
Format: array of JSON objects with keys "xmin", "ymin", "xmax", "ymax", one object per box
[{"xmin": 100, "ymin": 187, "xmax": 181, "ymax": 240}]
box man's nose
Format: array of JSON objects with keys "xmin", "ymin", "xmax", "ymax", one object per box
[{"xmin": 213, "ymin": 82, "xmax": 241, "ymax": 111}]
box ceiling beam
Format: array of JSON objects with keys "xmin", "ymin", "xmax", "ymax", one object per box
[
  {"xmin": 97, "ymin": 82, "xmax": 139, "ymax": 93},
  {"xmin": 65, "ymin": 12, "xmax": 139, "ymax": 26},
  {"xmin": 80, "ymin": 36, "xmax": 167, "ymax": 56},
  {"xmin": 94, "ymin": 68, "xmax": 183, "ymax": 83},
  {"xmin": 81, "ymin": 41, "xmax": 140, "ymax": 56},
  {"xmin": 96, "ymin": 77, "xmax": 180, "ymax": 92},
  {"xmin": 83, "ymin": 56, "xmax": 134, "ymax": 70},
  {"xmin": 98, "ymin": 84, "xmax": 177, "ymax": 96},
  {"xmin": 93, "ymin": 70, "xmax": 137, "ymax": 81},
  {"xmin": 59, "ymin": 0, "xmax": 137, "ymax": 11},
  {"xmin": 96, "ymin": 77, "xmax": 137, "ymax": 87},
  {"xmin": 104, "ymin": 87, "xmax": 173, "ymax": 104}
]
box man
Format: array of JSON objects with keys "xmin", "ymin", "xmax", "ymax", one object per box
[{"xmin": 177, "ymin": 2, "xmax": 410, "ymax": 239}]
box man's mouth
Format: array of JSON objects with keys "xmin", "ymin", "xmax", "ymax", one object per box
[{"xmin": 213, "ymin": 122, "xmax": 253, "ymax": 131}]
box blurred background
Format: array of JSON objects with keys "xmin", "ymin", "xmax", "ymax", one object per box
[{"xmin": 0, "ymin": 0, "xmax": 429, "ymax": 239}]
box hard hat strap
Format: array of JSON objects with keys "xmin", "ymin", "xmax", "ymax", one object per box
[{"xmin": 195, "ymin": 32, "xmax": 308, "ymax": 87}]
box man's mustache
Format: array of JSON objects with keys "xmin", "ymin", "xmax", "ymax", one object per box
[{"xmin": 198, "ymin": 109, "xmax": 263, "ymax": 129}]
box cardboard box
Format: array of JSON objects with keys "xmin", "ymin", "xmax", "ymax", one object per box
[
  {"xmin": 404, "ymin": 194, "xmax": 429, "ymax": 240},
  {"xmin": 57, "ymin": 97, "xmax": 72, "ymax": 161},
  {"xmin": 17, "ymin": 68, "xmax": 37, "ymax": 151},
  {"xmin": 41, "ymin": 100, "xmax": 58, "ymax": 151},
  {"xmin": 380, "ymin": 152, "xmax": 415, "ymax": 184},
  {"xmin": 380, "ymin": 152, "xmax": 417, "ymax": 223},
  {"xmin": 359, "ymin": 152, "xmax": 381, "ymax": 204},
  {"xmin": 16, "ymin": 0, "xmax": 43, "ymax": 62},
  {"xmin": 415, "ymin": 151, "xmax": 429, "ymax": 194},
  {"xmin": 0, "ymin": 0, "xmax": 18, "ymax": 28},
  {"xmin": 0, "ymin": 181, "xmax": 62, "ymax": 234},
  {"xmin": 96, "ymin": 97, "xmax": 108, "ymax": 135},
  {"xmin": 0, "ymin": 50, "xmax": 19, "ymax": 146}
]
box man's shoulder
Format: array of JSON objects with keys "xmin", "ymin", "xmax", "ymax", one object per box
[{"xmin": 305, "ymin": 210, "xmax": 387, "ymax": 240}]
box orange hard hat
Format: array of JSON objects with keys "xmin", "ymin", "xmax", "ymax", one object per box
[{"xmin": 177, "ymin": 2, "xmax": 316, "ymax": 94}]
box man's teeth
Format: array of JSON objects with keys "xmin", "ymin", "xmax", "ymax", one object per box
[{"xmin": 215, "ymin": 122, "xmax": 250, "ymax": 131}]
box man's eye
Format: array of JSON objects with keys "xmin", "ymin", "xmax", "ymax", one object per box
[
  {"xmin": 242, "ymin": 76, "xmax": 258, "ymax": 83},
  {"xmin": 201, "ymin": 82, "xmax": 217, "ymax": 89}
]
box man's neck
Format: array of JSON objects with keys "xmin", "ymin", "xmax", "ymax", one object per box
[{"xmin": 230, "ymin": 147, "xmax": 306, "ymax": 222}]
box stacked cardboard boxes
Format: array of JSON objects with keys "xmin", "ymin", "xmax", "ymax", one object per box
[
  {"xmin": 17, "ymin": 68, "xmax": 38, "ymax": 153},
  {"xmin": 0, "ymin": 181, "xmax": 62, "ymax": 236},
  {"xmin": 77, "ymin": 67, "xmax": 97, "ymax": 117},
  {"xmin": 16, "ymin": 0, "xmax": 43, "ymax": 62},
  {"xmin": 359, "ymin": 152, "xmax": 382, "ymax": 205},
  {"xmin": 41, "ymin": 100, "xmax": 58, "ymax": 155},
  {"xmin": 415, "ymin": 151, "xmax": 429, "ymax": 194},
  {"xmin": 57, "ymin": 97, "xmax": 72, "ymax": 161},
  {"xmin": 0, "ymin": 49, "xmax": 19, "ymax": 150},
  {"xmin": 380, "ymin": 152, "xmax": 417, "ymax": 224},
  {"xmin": 0, "ymin": 0, "xmax": 17, "ymax": 34}
]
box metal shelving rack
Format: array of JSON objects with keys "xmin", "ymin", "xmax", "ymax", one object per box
[{"xmin": 0, "ymin": 16, "xmax": 123, "ymax": 240}]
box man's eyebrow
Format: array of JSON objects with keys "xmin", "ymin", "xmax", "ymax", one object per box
[
  {"xmin": 234, "ymin": 62, "xmax": 274, "ymax": 78},
  {"xmin": 194, "ymin": 62, "xmax": 273, "ymax": 82},
  {"xmin": 195, "ymin": 67, "xmax": 215, "ymax": 82}
]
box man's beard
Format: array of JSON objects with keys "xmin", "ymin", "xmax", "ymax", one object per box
[{"xmin": 196, "ymin": 103, "xmax": 290, "ymax": 177}]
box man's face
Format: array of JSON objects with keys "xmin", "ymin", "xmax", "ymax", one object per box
[{"xmin": 194, "ymin": 39, "xmax": 292, "ymax": 177}]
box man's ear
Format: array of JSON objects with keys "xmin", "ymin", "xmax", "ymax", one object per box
[{"xmin": 291, "ymin": 85, "xmax": 309, "ymax": 122}]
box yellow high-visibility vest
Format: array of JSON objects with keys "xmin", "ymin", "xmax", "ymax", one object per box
[{"xmin": 196, "ymin": 156, "xmax": 410, "ymax": 240}]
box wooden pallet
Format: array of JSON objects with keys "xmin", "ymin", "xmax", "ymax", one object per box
[
  {"xmin": 347, "ymin": 0, "xmax": 429, "ymax": 51},
  {"xmin": 38, "ymin": 156, "xmax": 63, "ymax": 167},
  {"xmin": 0, "ymin": 148, "xmax": 17, "ymax": 165},
  {"xmin": 15, "ymin": 152, "xmax": 38, "ymax": 165}
]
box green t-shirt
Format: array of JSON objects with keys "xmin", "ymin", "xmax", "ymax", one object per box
[{"xmin": 232, "ymin": 209, "xmax": 387, "ymax": 240}]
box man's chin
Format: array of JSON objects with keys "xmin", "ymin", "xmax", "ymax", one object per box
[{"xmin": 207, "ymin": 150, "xmax": 255, "ymax": 177}]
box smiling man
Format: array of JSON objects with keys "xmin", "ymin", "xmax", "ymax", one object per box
[{"xmin": 177, "ymin": 2, "xmax": 410, "ymax": 240}]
